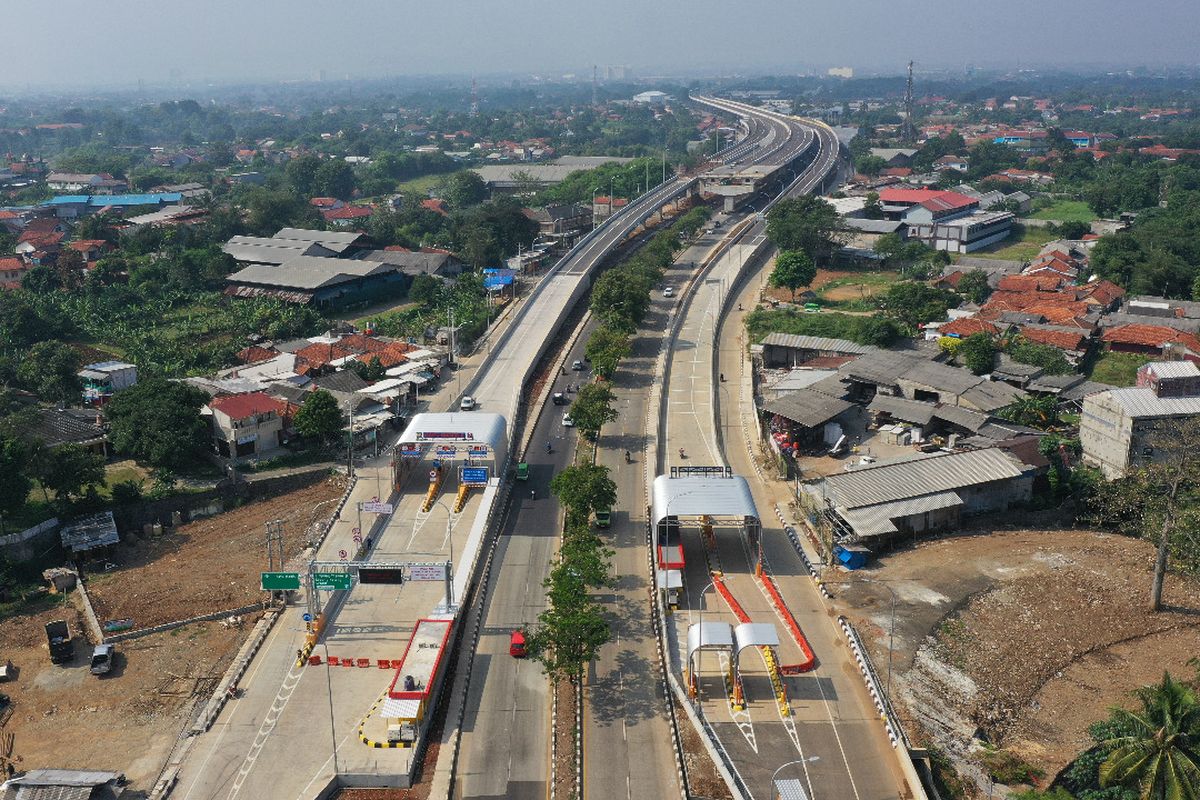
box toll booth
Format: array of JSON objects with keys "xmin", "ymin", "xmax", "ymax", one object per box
[
  {"xmin": 393, "ymin": 412, "xmax": 507, "ymax": 492},
  {"xmin": 651, "ymin": 473, "xmax": 762, "ymax": 572},
  {"xmin": 381, "ymin": 618, "xmax": 453, "ymax": 745}
]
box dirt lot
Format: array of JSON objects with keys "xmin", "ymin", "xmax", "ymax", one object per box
[
  {"xmin": 832, "ymin": 526, "xmax": 1200, "ymax": 790},
  {"xmin": 0, "ymin": 597, "xmax": 249, "ymax": 791},
  {"xmin": 87, "ymin": 476, "xmax": 347, "ymax": 630}
]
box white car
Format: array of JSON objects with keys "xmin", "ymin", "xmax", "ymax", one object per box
[
  {"xmin": 663, "ymin": 286, "xmax": 675, "ymax": 298},
  {"xmin": 562, "ymin": 414, "xmax": 576, "ymax": 427},
  {"xmin": 460, "ymin": 396, "xmax": 476, "ymax": 411}
]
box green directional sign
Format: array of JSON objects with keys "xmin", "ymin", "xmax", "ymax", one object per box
[
  {"xmin": 261, "ymin": 571, "xmax": 301, "ymax": 591},
  {"xmin": 313, "ymin": 572, "xmax": 353, "ymax": 591}
]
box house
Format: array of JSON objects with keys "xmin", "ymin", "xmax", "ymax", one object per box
[
  {"xmin": 813, "ymin": 447, "xmax": 1036, "ymax": 545},
  {"xmin": 0, "ymin": 256, "xmax": 30, "ymax": 289},
  {"xmin": 223, "ymin": 228, "xmax": 372, "ymax": 266},
  {"xmin": 869, "ymin": 148, "xmax": 919, "ymax": 168},
  {"xmin": 1101, "ymin": 324, "xmax": 1200, "ymax": 362},
  {"xmin": 933, "ymin": 154, "xmax": 969, "ymax": 172},
  {"xmin": 757, "ymin": 334, "xmax": 874, "ymax": 369},
  {"xmin": 30, "ymin": 407, "xmax": 108, "ymax": 455},
  {"xmin": 322, "ymin": 205, "xmax": 373, "ymax": 227},
  {"xmin": 1017, "ymin": 325, "xmax": 1092, "ymax": 363},
  {"xmin": 207, "ymin": 392, "xmax": 288, "ymax": 458},
  {"xmin": 592, "ymin": 196, "xmax": 629, "ymax": 220},
  {"xmin": 68, "ymin": 239, "xmax": 111, "ymax": 263},
  {"xmin": 526, "ymin": 203, "xmax": 592, "ymax": 240},
  {"xmin": 359, "ymin": 249, "xmax": 463, "ymax": 278},
  {"xmin": 1081, "ymin": 362, "xmax": 1200, "ymax": 477},
  {"xmin": 46, "ymin": 172, "xmax": 126, "ymax": 194},
  {"xmin": 877, "ymin": 188, "xmax": 977, "ymax": 220},
  {"xmin": 836, "ymin": 349, "xmax": 1027, "ymax": 413},
  {"xmin": 78, "ymin": 361, "xmax": 138, "ymax": 404}
]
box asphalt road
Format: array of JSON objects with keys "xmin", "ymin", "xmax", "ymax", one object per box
[{"xmin": 454, "ymin": 344, "xmax": 587, "ymax": 799}]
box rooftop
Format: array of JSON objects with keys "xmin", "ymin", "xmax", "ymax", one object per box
[
  {"xmin": 762, "ymin": 389, "xmax": 855, "ymax": 428},
  {"xmin": 823, "ymin": 447, "xmax": 1027, "ymax": 511},
  {"xmin": 1102, "ymin": 386, "xmax": 1200, "ymax": 418}
]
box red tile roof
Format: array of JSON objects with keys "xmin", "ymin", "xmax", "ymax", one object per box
[
  {"xmin": 1103, "ymin": 324, "xmax": 1200, "ymax": 353},
  {"xmin": 997, "ymin": 274, "xmax": 1066, "ymax": 292},
  {"xmin": 322, "ymin": 205, "xmax": 372, "ymax": 221},
  {"xmin": 1075, "ymin": 279, "xmax": 1124, "ymax": 306},
  {"xmin": 294, "ymin": 341, "xmax": 355, "ymax": 368},
  {"xmin": 918, "ymin": 191, "xmax": 978, "ymax": 213},
  {"xmin": 935, "ymin": 270, "xmax": 965, "ymax": 289},
  {"xmin": 1019, "ymin": 327, "xmax": 1088, "ymax": 351},
  {"xmin": 309, "ymin": 197, "xmax": 341, "ymax": 208},
  {"xmin": 361, "ymin": 341, "xmax": 416, "ymax": 368},
  {"xmin": 421, "ymin": 199, "xmax": 449, "ymax": 215},
  {"xmin": 338, "ymin": 334, "xmax": 389, "ymax": 355},
  {"xmin": 209, "ymin": 392, "xmax": 286, "ymax": 420},
  {"xmin": 877, "ymin": 188, "xmax": 945, "ymax": 204},
  {"xmin": 940, "ymin": 318, "xmax": 999, "ymax": 338},
  {"xmin": 235, "ymin": 345, "xmax": 278, "ymax": 364}
]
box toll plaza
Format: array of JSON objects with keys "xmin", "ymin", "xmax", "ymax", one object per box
[{"xmin": 291, "ymin": 412, "xmax": 507, "ymax": 788}]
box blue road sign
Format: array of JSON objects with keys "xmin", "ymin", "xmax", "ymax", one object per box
[{"xmin": 302, "ymin": 612, "xmax": 313, "ymax": 622}]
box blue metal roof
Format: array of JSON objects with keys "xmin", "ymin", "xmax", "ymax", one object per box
[{"xmin": 42, "ymin": 192, "xmax": 182, "ymax": 208}]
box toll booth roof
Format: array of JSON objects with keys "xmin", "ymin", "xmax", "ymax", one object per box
[
  {"xmin": 651, "ymin": 475, "xmax": 758, "ymax": 530},
  {"xmin": 387, "ymin": 618, "xmax": 452, "ymax": 699},
  {"xmin": 397, "ymin": 411, "xmax": 508, "ymax": 468}
]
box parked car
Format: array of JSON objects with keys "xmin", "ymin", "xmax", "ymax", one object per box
[
  {"xmin": 90, "ymin": 644, "xmax": 115, "ymax": 676},
  {"xmin": 459, "ymin": 396, "xmax": 476, "ymax": 411},
  {"xmin": 663, "ymin": 286, "xmax": 675, "ymax": 298}
]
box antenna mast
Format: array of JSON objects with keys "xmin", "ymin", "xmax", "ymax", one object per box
[{"xmin": 902, "ymin": 60, "xmax": 917, "ymax": 144}]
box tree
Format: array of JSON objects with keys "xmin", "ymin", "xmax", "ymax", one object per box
[
  {"xmin": 105, "ymin": 378, "xmax": 210, "ymax": 470},
  {"xmin": 18, "ymin": 340, "xmax": 81, "ymax": 404},
  {"xmin": 1089, "ymin": 416, "xmax": 1200, "ymax": 612},
  {"xmin": 567, "ymin": 382, "xmax": 618, "ymax": 440},
  {"xmin": 873, "ymin": 232, "xmax": 905, "ymax": 264},
  {"xmin": 54, "ymin": 249, "xmax": 85, "ymax": 291},
  {"xmin": 524, "ymin": 589, "xmax": 610, "ymax": 682},
  {"xmin": 315, "ymin": 159, "xmax": 356, "ymax": 200},
  {"xmin": 769, "ymin": 250, "xmax": 817, "ymax": 300},
  {"xmin": 37, "ymin": 444, "xmax": 104, "ymax": 505},
  {"xmin": 862, "ymin": 191, "xmax": 884, "ymax": 220},
  {"xmin": 958, "ymin": 269, "xmax": 992, "ymax": 304},
  {"xmin": 21, "ymin": 264, "xmax": 60, "ymax": 293},
  {"xmin": 409, "ymin": 274, "xmax": 443, "ymax": 308},
  {"xmin": 0, "ymin": 434, "xmax": 31, "ymax": 517},
  {"xmin": 1099, "ymin": 672, "xmax": 1200, "ymax": 800},
  {"xmin": 1006, "ymin": 336, "xmax": 1073, "ymax": 375},
  {"xmin": 285, "ymin": 154, "xmax": 322, "ymax": 196},
  {"xmin": 766, "ymin": 196, "xmax": 844, "ymax": 263},
  {"xmin": 550, "ymin": 462, "xmax": 618, "ymax": 524},
  {"xmin": 293, "ymin": 389, "xmax": 344, "ymax": 444},
  {"xmin": 441, "ymin": 171, "xmax": 487, "ymax": 210},
  {"xmin": 855, "ymin": 155, "xmax": 887, "ymax": 177},
  {"xmin": 959, "ymin": 333, "xmax": 997, "ymax": 375},
  {"xmin": 584, "ymin": 325, "xmax": 631, "ymax": 380},
  {"xmin": 999, "ymin": 394, "xmax": 1059, "ymax": 429},
  {"xmin": 878, "ymin": 282, "xmax": 959, "ymax": 330}
]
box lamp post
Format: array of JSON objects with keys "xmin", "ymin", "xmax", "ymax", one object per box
[
  {"xmin": 770, "ymin": 760, "xmax": 808, "ymax": 797},
  {"xmin": 692, "ymin": 579, "xmax": 717, "ymax": 704},
  {"xmin": 432, "ymin": 496, "xmax": 456, "ymax": 610},
  {"xmin": 855, "ymin": 577, "xmax": 899, "ymax": 700},
  {"xmin": 591, "ymin": 187, "xmax": 600, "ymax": 231}
]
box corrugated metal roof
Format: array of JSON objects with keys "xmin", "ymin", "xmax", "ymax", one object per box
[
  {"xmin": 903, "ymin": 360, "xmax": 983, "ymax": 396},
  {"xmin": 961, "ymin": 380, "xmax": 1027, "ymax": 412},
  {"xmin": 841, "ymin": 350, "xmax": 924, "ymax": 385},
  {"xmin": 759, "ymin": 333, "xmax": 874, "ymax": 355},
  {"xmin": 651, "ymin": 475, "xmax": 758, "ymax": 530},
  {"xmin": 1106, "ymin": 387, "xmax": 1200, "ymax": 418},
  {"xmin": 273, "ymin": 228, "xmax": 366, "ymax": 252},
  {"xmin": 934, "ymin": 404, "xmax": 991, "ymax": 432},
  {"xmin": 840, "ymin": 490, "xmax": 964, "ymax": 537},
  {"xmin": 823, "ymin": 448, "xmax": 1026, "ymax": 510},
  {"xmin": 766, "ymin": 368, "xmax": 839, "ymax": 393},
  {"xmin": 763, "ymin": 389, "xmax": 855, "ymax": 428},
  {"xmin": 868, "ymin": 395, "xmax": 936, "ymax": 425},
  {"xmin": 1060, "ymin": 380, "xmax": 1114, "ymax": 402},
  {"xmin": 1143, "ymin": 361, "xmax": 1200, "ymax": 379},
  {"xmin": 227, "ymin": 257, "xmax": 391, "ymax": 290}
]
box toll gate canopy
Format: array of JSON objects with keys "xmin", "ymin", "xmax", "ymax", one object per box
[
  {"xmin": 395, "ymin": 412, "xmax": 508, "ymax": 479},
  {"xmin": 651, "ymin": 474, "xmax": 759, "ymax": 535}
]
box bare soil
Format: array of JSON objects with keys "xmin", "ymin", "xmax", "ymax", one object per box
[
  {"xmin": 833, "ymin": 527, "xmax": 1200, "ymax": 789},
  {"xmin": 674, "ymin": 695, "xmax": 734, "ymax": 799},
  {"xmin": 0, "ymin": 597, "xmax": 248, "ymax": 791},
  {"xmin": 87, "ymin": 477, "xmax": 347, "ymax": 630}
]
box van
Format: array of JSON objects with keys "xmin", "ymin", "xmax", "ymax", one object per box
[
  {"xmin": 90, "ymin": 644, "xmax": 115, "ymax": 676},
  {"xmin": 594, "ymin": 509, "xmax": 611, "ymax": 528}
]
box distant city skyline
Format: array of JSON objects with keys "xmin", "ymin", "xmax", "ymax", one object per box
[{"xmin": 1, "ymin": 0, "xmax": 1196, "ymax": 90}]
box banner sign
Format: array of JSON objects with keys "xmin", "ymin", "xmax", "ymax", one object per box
[
  {"xmin": 461, "ymin": 467, "xmax": 489, "ymax": 485},
  {"xmin": 436, "ymin": 445, "xmax": 458, "ymax": 459},
  {"xmin": 417, "ymin": 431, "xmax": 474, "ymax": 442}
]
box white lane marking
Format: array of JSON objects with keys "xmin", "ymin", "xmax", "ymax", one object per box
[
  {"xmin": 225, "ymin": 660, "xmax": 307, "ymax": 800},
  {"xmin": 179, "ymin": 611, "xmax": 296, "ymax": 800},
  {"xmin": 814, "ymin": 673, "xmax": 863, "ymax": 800}
]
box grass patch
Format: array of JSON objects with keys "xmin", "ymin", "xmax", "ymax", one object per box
[
  {"xmin": 980, "ymin": 748, "xmax": 1045, "ymax": 786},
  {"xmin": 244, "ymin": 449, "xmax": 338, "ymax": 473},
  {"xmin": 814, "ymin": 271, "xmax": 899, "ymax": 311},
  {"xmin": 1089, "ymin": 351, "xmax": 1152, "ymax": 387},
  {"xmin": 1029, "ymin": 199, "xmax": 1096, "ymax": 223},
  {"xmin": 394, "ymin": 173, "xmax": 446, "ymax": 197},
  {"xmin": 960, "ymin": 224, "xmax": 1057, "ymax": 262},
  {"xmin": 745, "ymin": 307, "xmax": 900, "ymax": 347}
]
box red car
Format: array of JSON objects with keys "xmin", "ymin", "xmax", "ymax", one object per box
[{"xmin": 509, "ymin": 630, "xmax": 527, "ymax": 658}]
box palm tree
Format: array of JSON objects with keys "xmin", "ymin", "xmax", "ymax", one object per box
[{"xmin": 1099, "ymin": 672, "xmax": 1200, "ymax": 800}]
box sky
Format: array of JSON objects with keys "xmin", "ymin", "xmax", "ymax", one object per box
[{"xmin": 4, "ymin": 0, "xmax": 1196, "ymax": 89}]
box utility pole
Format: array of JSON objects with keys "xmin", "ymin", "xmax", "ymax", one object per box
[
  {"xmin": 901, "ymin": 60, "xmax": 917, "ymax": 144},
  {"xmin": 265, "ymin": 520, "xmax": 285, "ymax": 572},
  {"xmin": 347, "ymin": 399, "xmax": 354, "ymax": 478}
]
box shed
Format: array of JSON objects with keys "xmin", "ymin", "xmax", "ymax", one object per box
[{"xmin": 59, "ymin": 512, "xmax": 119, "ymax": 554}]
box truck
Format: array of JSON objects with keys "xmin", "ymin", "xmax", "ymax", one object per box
[
  {"xmin": 45, "ymin": 620, "xmax": 74, "ymax": 664},
  {"xmin": 90, "ymin": 644, "xmax": 115, "ymax": 676}
]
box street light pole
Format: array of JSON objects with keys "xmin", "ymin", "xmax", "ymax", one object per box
[
  {"xmin": 770, "ymin": 760, "xmax": 807, "ymax": 795},
  {"xmin": 856, "ymin": 578, "xmax": 899, "ymax": 700},
  {"xmin": 694, "ymin": 579, "xmax": 716, "ymax": 704}
]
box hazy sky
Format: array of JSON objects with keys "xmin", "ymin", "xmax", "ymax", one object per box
[{"xmin": 5, "ymin": 0, "xmax": 1195, "ymax": 88}]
